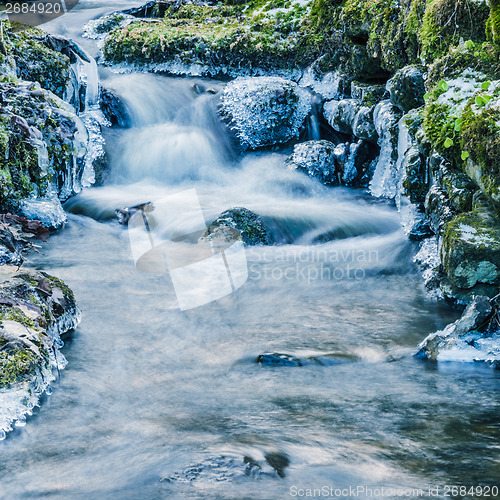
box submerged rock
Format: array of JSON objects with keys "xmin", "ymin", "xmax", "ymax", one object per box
[
  {"xmin": 286, "ymin": 140, "xmax": 338, "ymax": 186},
  {"xmin": 162, "ymin": 451, "xmax": 290, "ymax": 482},
  {"xmin": 0, "ymin": 266, "xmax": 80, "ymax": 437},
  {"xmin": 416, "ymin": 295, "xmax": 498, "ymax": 366},
  {"xmin": 204, "ymin": 208, "xmax": 273, "ymax": 246},
  {"xmin": 220, "ymin": 77, "xmax": 311, "ymax": 150}
]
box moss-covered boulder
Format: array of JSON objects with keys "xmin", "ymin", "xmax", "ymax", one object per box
[
  {"xmin": 420, "ymin": 0, "xmax": 490, "ymax": 62},
  {"xmin": 441, "ymin": 208, "xmax": 500, "ymax": 290},
  {"xmin": 0, "ymin": 266, "xmax": 80, "ymax": 437},
  {"xmin": 204, "ymin": 207, "xmax": 273, "ymax": 246},
  {"xmin": 220, "ymin": 76, "xmax": 311, "ymax": 149},
  {"xmin": 0, "ymin": 80, "xmax": 88, "ymax": 211},
  {"xmin": 286, "ymin": 140, "xmax": 338, "ymax": 185}
]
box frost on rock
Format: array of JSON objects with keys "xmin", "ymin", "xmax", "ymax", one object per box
[
  {"xmin": 0, "ymin": 267, "xmax": 80, "ymax": 438},
  {"xmin": 220, "ymin": 77, "xmax": 312, "ymax": 149},
  {"xmin": 369, "ymin": 101, "xmax": 403, "ymax": 198},
  {"xmin": 416, "ymin": 295, "xmax": 500, "ymax": 367},
  {"xmin": 19, "ymin": 198, "xmax": 67, "ymax": 229},
  {"xmin": 287, "ymin": 140, "xmax": 338, "ymax": 185},
  {"xmin": 299, "ymin": 68, "xmax": 349, "ymax": 101}
]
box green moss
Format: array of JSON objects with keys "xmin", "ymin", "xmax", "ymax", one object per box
[
  {"xmin": 488, "ymin": 0, "xmax": 500, "ymax": 46},
  {"xmin": 0, "ymin": 347, "xmax": 41, "ymax": 388},
  {"xmin": 0, "ymin": 306, "xmax": 36, "ymax": 329},
  {"xmin": 420, "ymin": 0, "xmax": 490, "ymax": 62}
]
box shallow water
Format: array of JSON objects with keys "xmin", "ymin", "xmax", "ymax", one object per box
[{"xmin": 1, "ymin": 2, "xmax": 500, "ymax": 499}]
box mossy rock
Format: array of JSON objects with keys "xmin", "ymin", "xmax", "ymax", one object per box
[
  {"xmin": 0, "ymin": 266, "xmax": 80, "ymax": 390},
  {"xmin": 402, "ymin": 146, "xmax": 427, "ymax": 203},
  {"xmin": 420, "ymin": 0, "xmax": 490, "ymax": 62},
  {"xmin": 204, "ymin": 207, "xmax": 273, "ymax": 246},
  {"xmin": 0, "ymin": 80, "xmax": 86, "ymax": 211},
  {"xmin": 386, "ymin": 65, "xmax": 426, "ymax": 113},
  {"xmin": 441, "ymin": 208, "xmax": 500, "ymax": 289}
]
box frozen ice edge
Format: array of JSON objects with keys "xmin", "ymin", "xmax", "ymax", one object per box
[{"xmin": 0, "ymin": 306, "xmax": 81, "ymax": 440}]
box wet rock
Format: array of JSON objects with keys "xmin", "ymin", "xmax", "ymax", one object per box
[
  {"xmin": 440, "ymin": 168, "xmax": 477, "ymax": 213},
  {"xmin": 286, "ymin": 140, "xmax": 338, "ymax": 186},
  {"xmin": 220, "ymin": 77, "xmax": 311, "ymax": 150},
  {"xmin": 115, "ymin": 202, "xmax": 154, "ymax": 225},
  {"xmin": 162, "ymin": 451, "xmax": 288, "ymax": 483},
  {"xmin": 204, "ymin": 208, "xmax": 273, "ymax": 246},
  {"xmin": 416, "ymin": 296, "xmax": 495, "ymax": 362},
  {"xmin": 386, "ymin": 65, "xmax": 426, "ymax": 113},
  {"xmin": 352, "ymin": 106, "xmax": 378, "ymax": 143},
  {"xmin": 425, "ymin": 184, "xmax": 455, "ymax": 235},
  {"xmin": 0, "ymin": 266, "xmax": 80, "ymax": 436},
  {"xmin": 323, "ymin": 98, "xmax": 362, "ymax": 135},
  {"xmin": 342, "ymin": 140, "xmax": 378, "ymax": 187},
  {"xmin": 441, "ymin": 208, "xmax": 500, "ymax": 290},
  {"xmin": 100, "ymin": 88, "xmax": 131, "ymax": 127},
  {"xmin": 402, "ymin": 146, "xmax": 427, "ymax": 203},
  {"xmin": 409, "ymin": 219, "xmax": 434, "ymax": 241},
  {"xmin": 257, "ymin": 352, "xmax": 303, "ymax": 367}
]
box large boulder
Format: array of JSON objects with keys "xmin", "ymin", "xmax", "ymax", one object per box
[
  {"xmin": 204, "ymin": 207, "xmax": 273, "ymax": 246},
  {"xmin": 0, "ymin": 266, "xmax": 80, "ymax": 437},
  {"xmin": 100, "ymin": 87, "xmax": 131, "ymax": 127},
  {"xmin": 286, "ymin": 140, "xmax": 338, "ymax": 186},
  {"xmin": 386, "ymin": 65, "xmax": 426, "ymax": 113},
  {"xmin": 220, "ymin": 77, "xmax": 311, "ymax": 150}
]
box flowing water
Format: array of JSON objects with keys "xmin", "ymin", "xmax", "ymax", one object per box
[{"xmin": 1, "ymin": 2, "xmax": 500, "ymax": 499}]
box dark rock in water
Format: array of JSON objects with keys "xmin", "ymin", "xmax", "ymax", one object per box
[
  {"xmin": 115, "ymin": 202, "xmax": 154, "ymax": 225},
  {"xmin": 264, "ymin": 452, "xmax": 290, "ymax": 479},
  {"xmin": 257, "ymin": 353, "xmax": 303, "ymax": 367},
  {"xmin": 257, "ymin": 351, "xmax": 357, "ymax": 367},
  {"xmin": 287, "ymin": 140, "xmax": 338, "ymax": 186},
  {"xmin": 386, "ymin": 65, "xmax": 426, "ymax": 113},
  {"xmin": 402, "ymin": 146, "xmax": 427, "ymax": 204},
  {"xmin": 161, "ymin": 452, "xmax": 286, "ymax": 483},
  {"xmin": 100, "ymin": 88, "xmax": 130, "ymax": 127},
  {"xmin": 204, "ymin": 208, "xmax": 273, "ymax": 246},
  {"xmin": 342, "ymin": 140, "xmax": 378, "ymax": 187},
  {"xmin": 409, "ymin": 219, "xmax": 434, "ymax": 241}
]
